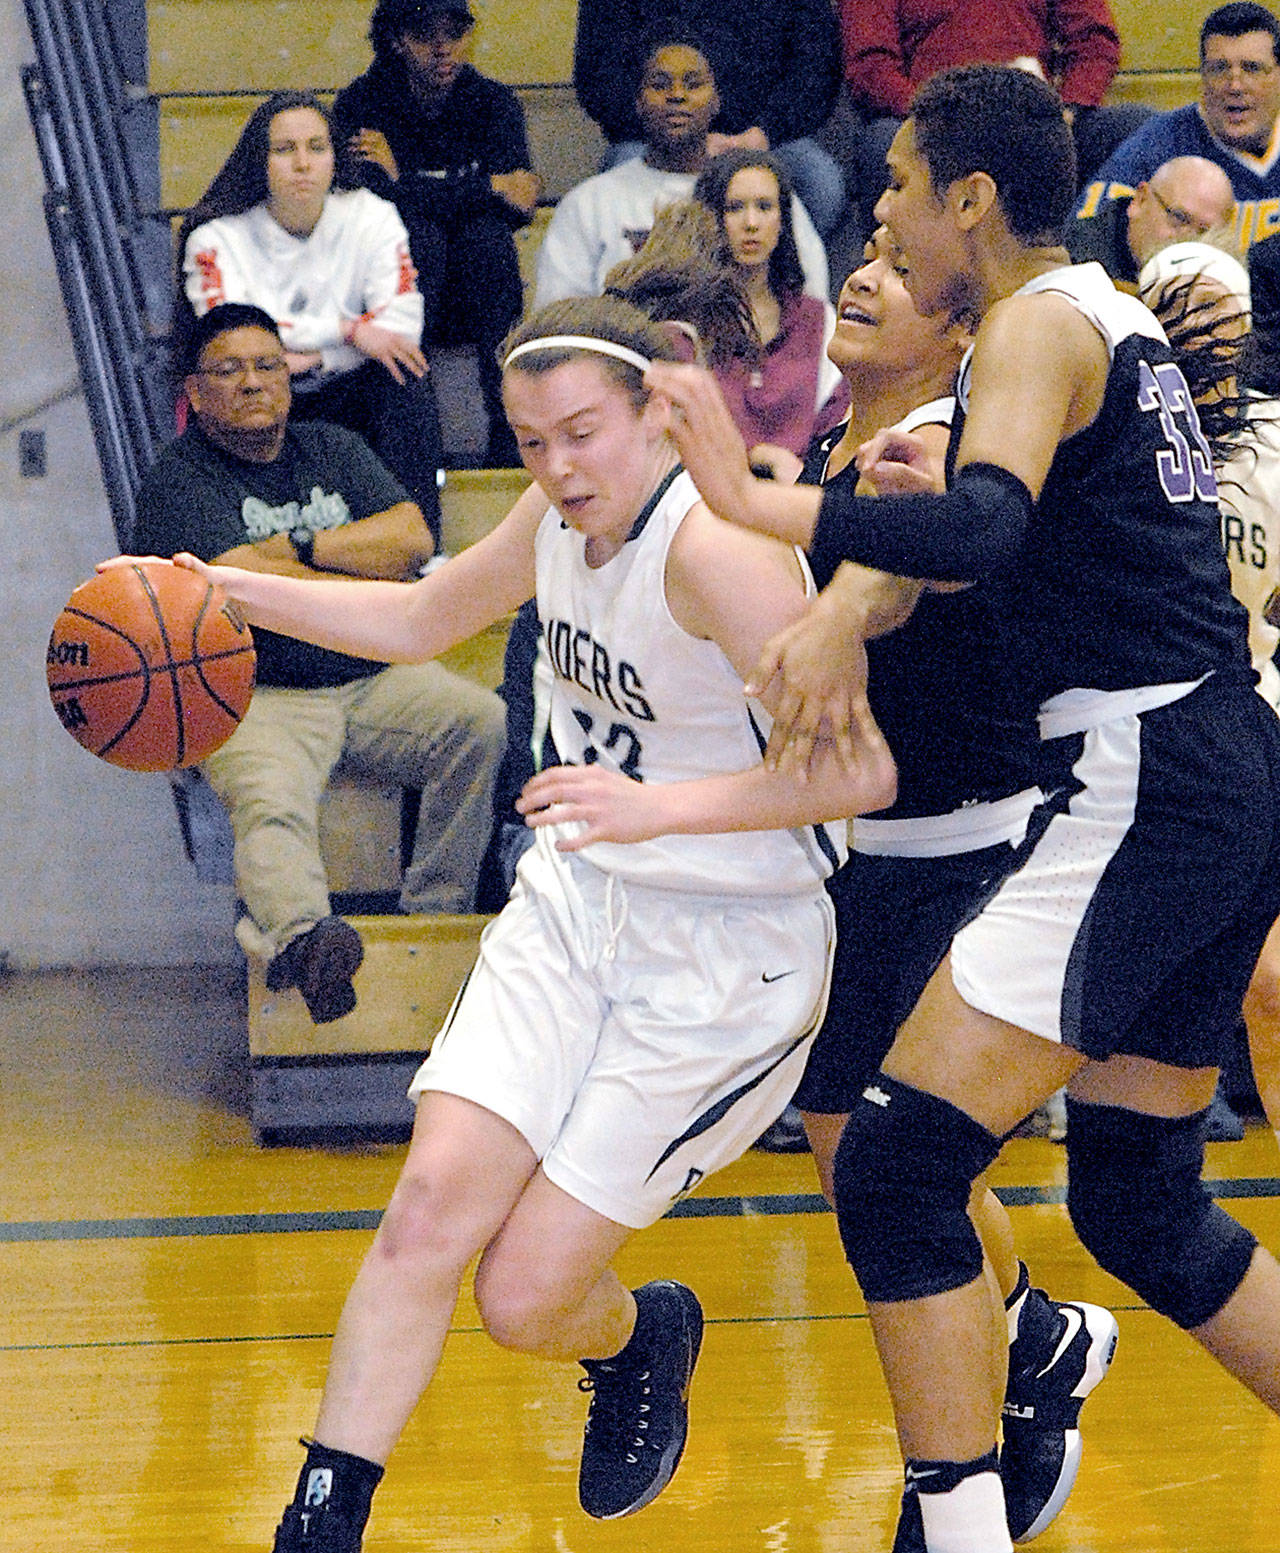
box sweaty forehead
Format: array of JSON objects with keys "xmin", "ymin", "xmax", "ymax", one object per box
[
  {"xmin": 643, "ymin": 44, "xmax": 712, "ymax": 80},
  {"xmin": 1203, "ymin": 29, "xmax": 1278, "ymax": 64},
  {"xmin": 269, "ymin": 107, "xmax": 328, "ymax": 141}
]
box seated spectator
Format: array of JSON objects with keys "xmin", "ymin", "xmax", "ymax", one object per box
[
  {"xmin": 693, "ymin": 150, "xmax": 848, "ymax": 457},
  {"xmin": 177, "ymin": 91, "xmax": 445, "ymax": 540},
  {"xmin": 536, "ymin": 32, "xmax": 830, "ymax": 309},
  {"xmin": 841, "ymin": 0, "xmax": 1151, "ymax": 239},
  {"xmin": 332, "ymin": 0, "xmax": 540, "ymax": 467},
  {"xmin": 573, "ymin": 0, "xmax": 846, "ymax": 234},
  {"xmin": 134, "ymin": 303, "xmax": 506, "ymax": 1023},
  {"xmin": 1080, "ymin": 2, "xmax": 1280, "ymax": 253},
  {"xmin": 1068, "ymin": 154, "xmax": 1236, "ymax": 285}
]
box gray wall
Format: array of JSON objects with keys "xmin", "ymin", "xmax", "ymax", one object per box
[{"xmin": 0, "ymin": 0, "xmax": 235, "ymax": 967}]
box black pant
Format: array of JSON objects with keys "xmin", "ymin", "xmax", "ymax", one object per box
[
  {"xmin": 406, "ymin": 209, "xmax": 524, "ymax": 465},
  {"xmin": 292, "ymin": 361, "xmax": 444, "ymax": 544}
]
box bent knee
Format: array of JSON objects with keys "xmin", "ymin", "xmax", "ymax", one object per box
[
  {"xmin": 833, "ymin": 1075, "xmax": 1001, "ymax": 1303},
  {"xmin": 1066, "ymin": 1097, "xmax": 1256, "ymax": 1328},
  {"xmin": 472, "ymin": 1260, "xmax": 566, "ymax": 1352}
]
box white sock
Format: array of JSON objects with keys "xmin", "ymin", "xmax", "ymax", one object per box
[{"xmin": 919, "ymin": 1471, "xmax": 1014, "ymax": 1553}]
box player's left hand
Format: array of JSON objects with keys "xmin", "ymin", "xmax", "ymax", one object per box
[
  {"xmin": 644, "ymin": 361, "xmax": 756, "ymax": 521},
  {"xmin": 516, "ymin": 765, "xmax": 665, "ymax": 850},
  {"xmin": 746, "ymin": 572, "xmax": 875, "ymax": 778}
]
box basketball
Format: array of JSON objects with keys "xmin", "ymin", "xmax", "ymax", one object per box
[{"xmin": 46, "ymin": 562, "xmax": 256, "ymax": 770}]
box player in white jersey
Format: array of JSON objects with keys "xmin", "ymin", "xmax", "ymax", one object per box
[
  {"xmin": 1145, "ymin": 235, "xmax": 1280, "ymax": 1147},
  {"xmin": 1227, "ymin": 243, "xmax": 1280, "ymax": 1142},
  {"xmin": 130, "ymin": 294, "xmax": 895, "ymax": 1553}
]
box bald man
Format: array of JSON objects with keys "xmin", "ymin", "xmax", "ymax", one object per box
[
  {"xmin": 1077, "ymin": 2, "xmax": 1280, "ymax": 252},
  {"xmin": 1067, "ymin": 154, "xmax": 1236, "ymax": 287}
]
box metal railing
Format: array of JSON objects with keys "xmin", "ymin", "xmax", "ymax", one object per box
[{"xmin": 21, "ymin": 0, "xmax": 173, "ymax": 547}]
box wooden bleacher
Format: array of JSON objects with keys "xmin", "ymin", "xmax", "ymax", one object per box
[
  {"xmin": 240, "ymin": 471, "xmax": 527, "ymax": 1144},
  {"xmin": 154, "ymin": 0, "xmax": 1199, "ymax": 1140}
]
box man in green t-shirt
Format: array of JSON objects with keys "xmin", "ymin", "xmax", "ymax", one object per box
[{"xmin": 135, "ymin": 303, "xmax": 505, "ymax": 1021}]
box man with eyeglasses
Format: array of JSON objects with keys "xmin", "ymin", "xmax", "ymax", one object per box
[
  {"xmin": 133, "ymin": 302, "xmax": 505, "ymax": 1024},
  {"xmin": 1078, "ymin": 2, "xmax": 1280, "ymax": 252},
  {"xmin": 1068, "ymin": 154, "xmax": 1235, "ymax": 285}
]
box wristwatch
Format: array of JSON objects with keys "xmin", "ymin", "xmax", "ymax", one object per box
[{"xmin": 289, "ymin": 527, "xmax": 316, "ymax": 568}]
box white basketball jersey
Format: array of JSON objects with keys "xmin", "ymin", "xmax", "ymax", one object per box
[
  {"xmin": 534, "ymin": 466, "xmax": 846, "ymax": 894},
  {"xmin": 1218, "ymin": 395, "xmax": 1280, "ymax": 707}
]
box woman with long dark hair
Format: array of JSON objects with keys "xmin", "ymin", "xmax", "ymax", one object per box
[
  {"xmin": 693, "ymin": 148, "xmax": 847, "ymax": 457},
  {"xmin": 178, "ymin": 91, "xmax": 444, "ymax": 535}
]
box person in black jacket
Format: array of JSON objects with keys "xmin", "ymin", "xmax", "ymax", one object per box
[
  {"xmin": 332, "ymin": 0, "xmax": 541, "ymax": 464},
  {"xmin": 573, "ymin": 0, "xmax": 846, "ymax": 234}
]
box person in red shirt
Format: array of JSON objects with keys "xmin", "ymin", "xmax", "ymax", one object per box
[{"xmin": 839, "ymin": 0, "xmax": 1151, "ymax": 238}]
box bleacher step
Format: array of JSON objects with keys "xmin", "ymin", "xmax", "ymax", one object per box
[{"xmin": 248, "ymin": 911, "xmax": 492, "ymax": 1142}]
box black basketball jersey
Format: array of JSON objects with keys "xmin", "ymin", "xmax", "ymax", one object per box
[
  {"xmin": 951, "ymin": 263, "xmax": 1252, "ymax": 708},
  {"xmin": 803, "ymin": 412, "xmax": 1035, "ymax": 820}
]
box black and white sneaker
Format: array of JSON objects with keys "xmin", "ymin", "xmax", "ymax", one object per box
[
  {"xmin": 272, "ymin": 1501, "xmax": 363, "ymax": 1552},
  {"xmin": 1001, "ymin": 1294, "xmax": 1118, "ymax": 1542},
  {"xmin": 577, "ymin": 1279, "xmax": 704, "ymax": 1519}
]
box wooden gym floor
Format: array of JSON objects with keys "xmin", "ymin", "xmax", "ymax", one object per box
[{"xmin": 2, "ymin": 966, "xmax": 1278, "ymax": 1551}]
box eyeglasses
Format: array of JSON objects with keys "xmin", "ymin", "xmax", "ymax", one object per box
[
  {"xmin": 1147, "ymin": 184, "xmax": 1211, "ymax": 236},
  {"xmin": 197, "ymin": 356, "xmax": 290, "ymax": 380}
]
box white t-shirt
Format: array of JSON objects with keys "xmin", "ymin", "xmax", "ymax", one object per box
[{"xmin": 533, "ymin": 159, "xmax": 830, "ymax": 310}]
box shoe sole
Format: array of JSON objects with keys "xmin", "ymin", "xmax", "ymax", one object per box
[
  {"xmin": 1011, "ymin": 1303, "xmax": 1118, "ymax": 1544},
  {"xmin": 593, "ymin": 1290, "xmax": 704, "ymax": 1520}
]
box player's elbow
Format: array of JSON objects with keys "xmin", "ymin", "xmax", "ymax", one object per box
[
  {"xmin": 854, "ymin": 744, "xmax": 897, "ymax": 816},
  {"xmin": 870, "ymin": 753, "xmax": 897, "ymax": 813}
]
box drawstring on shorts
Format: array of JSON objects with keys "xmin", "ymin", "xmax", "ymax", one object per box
[{"xmin": 601, "ymin": 874, "xmax": 630, "ymax": 963}]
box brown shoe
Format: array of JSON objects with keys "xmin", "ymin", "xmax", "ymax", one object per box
[{"xmin": 266, "ymin": 916, "xmax": 364, "ymax": 1023}]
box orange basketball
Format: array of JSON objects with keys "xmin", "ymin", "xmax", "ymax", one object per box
[{"xmin": 46, "ymin": 562, "xmax": 256, "ymax": 770}]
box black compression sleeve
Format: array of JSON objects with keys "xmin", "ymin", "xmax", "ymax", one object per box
[{"xmin": 807, "ymin": 461, "xmax": 1035, "ymax": 586}]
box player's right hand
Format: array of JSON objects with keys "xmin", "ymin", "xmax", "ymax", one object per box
[
  {"xmin": 96, "ymin": 554, "xmax": 171, "ymax": 571},
  {"xmin": 856, "ymin": 427, "xmax": 938, "ymax": 495}
]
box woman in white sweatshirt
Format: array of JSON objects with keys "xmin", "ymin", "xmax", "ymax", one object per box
[{"xmin": 178, "ymin": 90, "xmax": 444, "ymax": 536}]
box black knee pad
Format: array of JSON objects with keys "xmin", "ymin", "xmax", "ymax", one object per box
[
  {"xmin": 1066, "ymin": 1098, "xmax": 1257, "ymax": 1330},
  {"xmin": 833, "ymin": 1074, "xmax": 1003, "ymax": 1304}
]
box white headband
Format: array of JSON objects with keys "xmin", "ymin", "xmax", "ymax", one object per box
[{"xmin": 503, "ymin": 335, "xmax": 652, "ymax": 374}]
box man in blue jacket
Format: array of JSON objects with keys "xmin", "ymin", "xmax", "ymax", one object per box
[{"xmin": 1078, "ymin": 1, "xmax": 1280, "ymax": 252}]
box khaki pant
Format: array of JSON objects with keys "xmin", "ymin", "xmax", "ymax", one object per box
[{"xmin": 202, "ymin": 663, "xmax": 505, "ymax": 957}]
